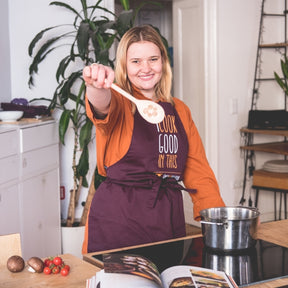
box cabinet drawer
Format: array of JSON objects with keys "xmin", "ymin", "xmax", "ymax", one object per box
[
  {"xmin": 20, "ymin": 122, "xmax": 58, "ymax": 153},
  {"xmin": 0, "ymin": 130, "xmax": 18, "ymax": 158},
  {"xmin": 21, "ymin": 144, "xmax": 59, "ymax": 177},
  {"xmin": 0, "ymin": 155, "xmax": 19, "ymax": 184}
]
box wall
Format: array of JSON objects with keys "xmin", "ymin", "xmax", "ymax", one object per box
[
  {"xmin": 3, "ymin": 0, "xmax": 279, "ymax": 222},
  {"xmin": 0, "ymin": 0, "xmax": 11, "ymax": 102},
  {"xmin": 217, "ymin": 0, "xmax": 287, "ymax": 221},
  {"xmin": 217, "ymin": 0, "xmax": 262, "ymax": 207}
]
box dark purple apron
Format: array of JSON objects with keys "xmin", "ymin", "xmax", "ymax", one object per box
[{"xmin": 87, "ymin": 102, "xmax": 189, "ymax": 252}]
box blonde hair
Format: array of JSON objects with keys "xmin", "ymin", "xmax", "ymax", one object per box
[{"xmin": 115, "ymin": 25, "xmax": 173, "ymax": 103}]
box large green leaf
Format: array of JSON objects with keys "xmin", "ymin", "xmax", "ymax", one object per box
[
  {"xmin": 56, "ymin": 55, "xmax": 71, "ymax": 82},
  {"xmin": 59, "ymin": 110, "xmax": 72, "ymax": 145},
  {"xmin": 80, "ymin": 0, "xmax": 88, "ymax": 19},
  {"xmin": 58, "ymin": 71, "xmax": 82, "ymax": 105},
  {"xmin": 28, "ymin": 35, "xmax": 70, "ymax": 87},
  {"xmin": 28, "ymin": 26, "xmax": 58, "ymax": 56},
  {"xmin": 77, "ymin": 22, "xmax": 90, "ymax": 59},
  {"xmin": 50, "ymin": 1, "xmax": 83, "ymax": 20},
  {"xmin": 120, "ymin": 0, "xmax": 129, "ymax": 10},
  {"xmin": 115, "ymin": 10, "xmax": 133, "ymax": 36},
  {"xmin": 79, "ymin": 119, "xmax": 93, "ymax": 148},
  {"xmin": 281, "ymin": 56, "xmax": 288, "ymax": 78},
  {"xmin": 77, "ymin": 145, "xmax": 89, "ymax": 178}
]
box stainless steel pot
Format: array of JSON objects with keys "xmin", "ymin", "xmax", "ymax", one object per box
[{"xmin": 200, "ymin": 206, "xmax": 260, "ymax": 251}]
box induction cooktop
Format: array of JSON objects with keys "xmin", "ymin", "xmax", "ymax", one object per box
[{"xmin": 92, "ymin": 236, "xmax": 288, "ymax": 287}]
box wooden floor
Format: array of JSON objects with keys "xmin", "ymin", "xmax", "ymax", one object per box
[{"xmin": 185, "ymin": 223, "xmax": 202, "ymax": 236}]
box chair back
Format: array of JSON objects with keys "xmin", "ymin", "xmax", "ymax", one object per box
[{"xmin": 0, "ymin": 233, "xmax": 22, "ymax": 266}]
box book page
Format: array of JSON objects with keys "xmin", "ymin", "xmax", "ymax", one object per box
[
  {"xmin": 100, "ymin": 271, "xmax": 160, "ymax": 288},
  {"xmin": 103, "ymin": 254, "xmax": 162, "ymax": 287},
  {"xmin": 86, "ymin": 269, "xmax": 160, "ymax": 288},
  {"xmin": 160, "ymin": 265, "xmax": 237, "ymax": 288}
]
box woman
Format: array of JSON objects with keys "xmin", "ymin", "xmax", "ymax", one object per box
[{"xmin": 82, "ymin": 25, "xmax": 225, "ymax": 253}]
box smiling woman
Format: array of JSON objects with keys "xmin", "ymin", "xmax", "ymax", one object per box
[{"xmin": 82, "ymin": 24, "xmax": 225, "ymax": 254}]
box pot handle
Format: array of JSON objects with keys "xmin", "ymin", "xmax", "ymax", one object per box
[{"xmin": 200, "ymin": 220, "xmax": 228, "ymax": 228}]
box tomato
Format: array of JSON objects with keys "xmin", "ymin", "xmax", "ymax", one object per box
[
  {"xmin": 60, "ymin": 267, "xmax": 69, "ymax": 276},
  {"xmin": 44, "ymin": 258, "xmax": 49, "ymax": 266},
  {"xmin": 44, "ymin": 258, "xmax": 53, "ymax": 267},
  {"xmin": 63, "ymin": 264, "xmax": 70, "ymax": 272},
  {"xmin": 52, "ymin": 266, "xmax": 60, "ymax": 274},
  {"xmin": 53, "ymin": 257, "xmax": 63, "ymax": 266},
  {"xmin": 43, "ymin": 267, "xmax": 51, "ymax": 275}
]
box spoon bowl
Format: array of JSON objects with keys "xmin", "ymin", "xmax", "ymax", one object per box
[{"xmin": 111, "ymin": 83, "xmax": 165, "ymax": 124}]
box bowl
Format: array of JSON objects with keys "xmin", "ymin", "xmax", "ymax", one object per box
[{"xmin": 0, "ymin": 111, "xmax": 24, "ymax": 122}]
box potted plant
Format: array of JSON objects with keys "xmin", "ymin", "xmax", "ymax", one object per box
[{"xmin": 28, "ymin": 0, "xmax": 167, "ymax": 231}]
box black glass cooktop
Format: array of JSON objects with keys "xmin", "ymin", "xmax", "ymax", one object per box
[{"xmin": 92, "ymin": 236, "xmax": 288, "ymax": 287}]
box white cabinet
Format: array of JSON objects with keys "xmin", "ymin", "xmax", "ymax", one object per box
[
  {"xmin": 20, "ymin": 169, "xmax": 61, "ymax": 258},
  {"xmin": 0, "ymin": 183, "xmax": 20, "ymax": 234},
  {"xmin": 0, "ymin": 128, "xmax": 20, "ymax": 234},
  {"xmin": 0, "ymin": 121, "xmax": 61, "ymax": 260}
]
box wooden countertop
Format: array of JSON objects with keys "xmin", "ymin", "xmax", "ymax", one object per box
[
  {"xmin": 83, "ymin": 220, "xmax": 288, "ymax": 288},
  {"xmin": 0, "ymin": 254, "xmax": 100, "ymax": 288},
  {"xmin": 257, "ymin": 219, "xmax": 288, "ymax": 248},
  {"xmin": 243, "ymin": 219, "xmax": 288, "ymax": 288}
]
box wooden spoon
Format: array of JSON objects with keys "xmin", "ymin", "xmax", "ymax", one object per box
[{"xmin": 110, "ymin": 83, "xmax": 165, "ymax": 124}]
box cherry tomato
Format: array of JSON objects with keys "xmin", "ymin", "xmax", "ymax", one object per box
[
  {"xmin": 63, "ymin": 264, "xmax": 70, "ymax": 272},
  {"xmin": 52, "ymin": 266, "xmax": 60, "ymax": 274},
  {"xmin": 53, "ymin": 257, "xmax": 63, "ymax": 266},
  {"xmin": 48, "ymin": 261, "xmax": 54, "ymax": 268},
  {"xmin": 44, "ymin": 258, "xmax": 49, "ymax": 266},
  {"xmin": 60, "ymin": 267, "xmax": 69, "ymax": 276},
  {"xmin": 43, "ymin": 267, "xmax": 51, "ymax": 275},
  {"xmin": 44, "ymin": 258, "xmax": 53, "ymax": 267}
]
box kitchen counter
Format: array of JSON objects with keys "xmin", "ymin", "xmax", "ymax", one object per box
[
  {"xmin": 0, "ymin": 254, "xmax": 100, "ymax": 288},
  {"xmin": 83, "ymin": 220, "xmax": 288, "ymax": 288},
  {"xmin": 247, "ymin": 219, "xmax": 288, "ymax": 288}
]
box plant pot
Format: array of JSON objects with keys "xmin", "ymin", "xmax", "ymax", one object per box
[{"xmin": 61, "ymin": 224, "xmax": 85, "ymax": 259}]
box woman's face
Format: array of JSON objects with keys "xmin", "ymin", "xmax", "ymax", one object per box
[{"xmin": 126, "ymin": 41, "xmax": 162, "ymax": 99}]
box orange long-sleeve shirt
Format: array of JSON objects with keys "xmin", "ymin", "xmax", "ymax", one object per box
[{"xmin": 86, "ymin": 88, "xmax": 225, "ymax": 220}]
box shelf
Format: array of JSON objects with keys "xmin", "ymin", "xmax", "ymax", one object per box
[
  {"xmin": 253, "ymin": 169, "xmax": 288, "ymax": 190},
  {"xmin": 240, "ymin": 127, "xmax": 288, "ymax": 137},
  {"xmin": 240, "ymin": 141, "xmax": 288, "ymax": 155},
  {"xmin": 259, "ymin": 42, "xmax": 288, "ymax": 48}
]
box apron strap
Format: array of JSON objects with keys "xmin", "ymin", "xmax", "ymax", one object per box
[
  {"xmin": 105, "ymin": 174, "xmax": 197, "ymax": 208},
  {"xmin": 153, "ymin": 177, "xmax": 197, "ymax": 208}
]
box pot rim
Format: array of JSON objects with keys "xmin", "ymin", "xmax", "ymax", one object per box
[{"xmin": 200, "ymin": 206, "xmax": 260, "ymax": 221}]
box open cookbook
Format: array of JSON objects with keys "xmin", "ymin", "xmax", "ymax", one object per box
[{"xmin": 86, "ymin": 253, "xmax": 238, "ymax": 288}]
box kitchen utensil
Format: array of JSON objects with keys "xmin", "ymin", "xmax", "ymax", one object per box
[
  {"xmin": 0, "ymin": 111, "xmax": 24, "ymax": 122},
  {"xmin": 200, "ymin": 206, "xmax": 260, "ymax": 251},
  {"xmin": 110, "ymin": 83, "xmax": 165, "ymax": 124}
]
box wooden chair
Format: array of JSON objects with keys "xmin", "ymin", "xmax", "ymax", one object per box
[{"xmin": 0, "ymin": 233, "xmax": 22, "ymax": 266}]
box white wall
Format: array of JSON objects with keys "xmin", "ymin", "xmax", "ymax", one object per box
[
  {"xmin": 0, "ymin": 0, "xmax": 11, "ymax": 102},
  {"xmin": 217, "ymin": 0, "xmax": 285, "ymax": 221},
  {"xmin": 217, "ymin": 0, "xmax": 262, "ymax": 206},
  {"xmin": 3, "ymin": 0, "xmax": 280, "ymax": 222}
]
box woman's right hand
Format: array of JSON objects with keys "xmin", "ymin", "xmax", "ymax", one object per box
[
  {"xmin": 83, "ymin": 64, "xmax": 114, "ymax": 116},
  {"xmin": 83, "ymin": 63, "xmax": 115, "ymax": 89}
]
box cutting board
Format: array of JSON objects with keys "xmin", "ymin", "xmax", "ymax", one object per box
[{"xmin": 0, "ymin": 116, "xmax": 54, "ymax": 125}]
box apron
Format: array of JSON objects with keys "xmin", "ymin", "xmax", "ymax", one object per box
[{"xmin": 87, "ymin": 102, "xmax": 190, "ymax": 252}]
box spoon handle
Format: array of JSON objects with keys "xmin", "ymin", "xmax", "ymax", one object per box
[{"xmin": 110, "ymin": 83, "xmax": 137, "ymax": 104}]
